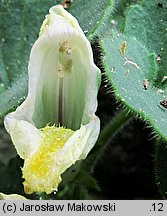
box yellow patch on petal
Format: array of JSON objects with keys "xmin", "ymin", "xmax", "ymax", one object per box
[{"xmin": 22, "ymin": 125, "xmax": 74, "ymax": 194}]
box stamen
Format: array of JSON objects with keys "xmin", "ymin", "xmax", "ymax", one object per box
[
  {"xmin": 65, "ymin": 59, "xmax": 73, "ymax": 71},
  {"xmin": 59, "ymin": 41, "xmax": 68, "ymax": 52},
  {"xmin": 66, "ymin": 48, "xmax": 72, "ymax": 55},
  {"xmin": 57, "ymin": 63, "xmax": 65, "ymax": 78}
]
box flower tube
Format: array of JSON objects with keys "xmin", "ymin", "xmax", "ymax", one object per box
[{"xmin": 4, "ymin": 5, "xmax": 100, "ymax": 194}]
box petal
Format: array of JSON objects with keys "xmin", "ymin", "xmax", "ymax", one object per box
[
  {"xmin": 58, "ymin": 115, "xmax": 100, "ymax": 162},
  {"xmin": 4, "ymin": 113, "xmax": 42, "ymax": 159},
  {"xmin": 0, "ymin": 193, "xmax": 27, "ymax": 200},
  {"xmin": 40, "ymin": 5, "xmax": 81, "ymax": 35}
]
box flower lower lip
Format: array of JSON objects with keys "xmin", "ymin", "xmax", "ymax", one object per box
[{"xmin": 22, "ymin": 125, "xmax": 74, "ymax": 194}]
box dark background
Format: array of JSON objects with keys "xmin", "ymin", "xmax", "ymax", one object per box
[{"xmin": 93, "ymin": 83, "xmax": 161, "ymax": 199}]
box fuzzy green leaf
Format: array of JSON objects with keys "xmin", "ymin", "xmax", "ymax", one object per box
[
  {"xmin": 111, "ymin": 0, "xmax": 141, "ymax": 32},
  {"xmin": 125, "ymin": 0, "xmax": 167, "ymax": 84},
  {"xmin": 69, "ymin": 0, "xmax": 114, "ymax": 39},
  {"xmin": 0, "ymin": 0, "xmax": 57, "ymax": 117},
  {"xmin": 101, "ymin": 33, "xmax": 167, "ymax": 140},
  {"xmin": 0, "ymin": 74, "xmax": 28, "ymax": 118},
  {"xmin": 0, "ymin": 0, "xmax": 56, "ymax": 82},
  {"xmin": 74, "ymin": 171, "xmax": 101, "ymax": 192}
]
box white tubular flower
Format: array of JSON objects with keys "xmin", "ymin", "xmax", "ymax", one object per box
[{"xmin": 4, "ymin": 5, "xmax": 100, "ymax": 194}]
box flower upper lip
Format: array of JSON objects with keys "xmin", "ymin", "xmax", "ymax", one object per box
[{"xmin": 27, "ymin": 6, "xmax": 100, "ymax": 130}]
